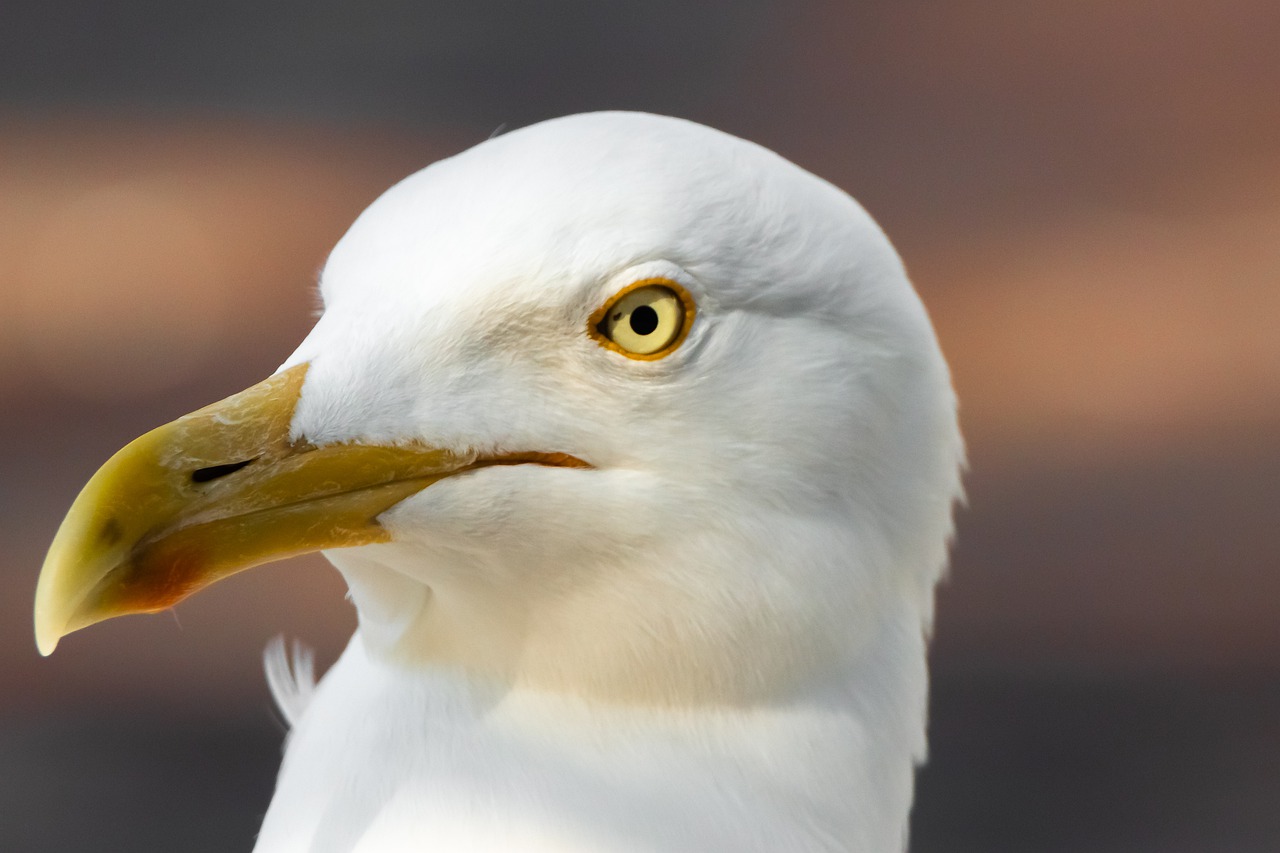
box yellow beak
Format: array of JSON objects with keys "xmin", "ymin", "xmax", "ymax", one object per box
[{"xmin": 33, "ymin": 363, "xmax": 466, "ymax": 656}]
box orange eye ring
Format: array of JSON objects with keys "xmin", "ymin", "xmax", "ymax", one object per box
[{"xmin": 588, "ymin": 278, "xmax": 696, "ymax": 360}]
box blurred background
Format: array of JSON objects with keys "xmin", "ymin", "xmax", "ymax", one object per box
[{"xmin": 2, "ymin": 1, "xmax": 1278, "ymax": 850}]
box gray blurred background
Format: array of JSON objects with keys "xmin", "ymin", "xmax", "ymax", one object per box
[{"xmin": 2, "ymin": 1, "xmax": 1278, "ymax": 850}]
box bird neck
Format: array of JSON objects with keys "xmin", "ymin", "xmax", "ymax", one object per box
[
  {"xmin": 311, "ymin": 544, "xmax": 931, "ymax": 849},
  {"xmin": 268, "ymin": 626, "xmax": 925, "ymax": 852}
]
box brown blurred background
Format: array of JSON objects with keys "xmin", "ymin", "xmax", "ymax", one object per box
[{"xmin": 2, "ymin": 1, "xmax": 1278, "ymax": 850}]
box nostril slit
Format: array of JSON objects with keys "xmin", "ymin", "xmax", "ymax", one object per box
[{"xmin": 191, "ymin": 458, "xmax": 256, "ymax": 483}]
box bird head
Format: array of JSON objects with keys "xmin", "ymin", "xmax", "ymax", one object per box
[{"xmin": 34, "ymin": 113, "xmax": 962, "ymax": 707}]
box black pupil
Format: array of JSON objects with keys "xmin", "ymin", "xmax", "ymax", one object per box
[{"xmin": 629, "ymin": 305, "xmax": 660, "ymax": 336}]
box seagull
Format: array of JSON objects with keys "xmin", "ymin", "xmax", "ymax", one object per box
[{"xmin": 34, "ymin": 112, "xmax": 964, "ymax": 852}]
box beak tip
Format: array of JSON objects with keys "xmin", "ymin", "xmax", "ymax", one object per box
[
  {"xmin": 34, "ymin": 572, "xmax": 76, "ymax": 657},
  {"xmin": 35, "ymin": 621, "xmax": 62, "ymax": 657},
  {"xmin": 34, "ymin": 563, "xmax": 70, "ymax": 657}
]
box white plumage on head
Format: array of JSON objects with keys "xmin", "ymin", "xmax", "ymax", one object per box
[{"xmin": 248, "ymin": 112, "xmax": 964, "ymax": 851}]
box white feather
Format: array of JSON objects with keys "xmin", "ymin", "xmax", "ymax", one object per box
[{"xmin": 263, "ymin": 635, "xmax": 316, "ymax": 729}]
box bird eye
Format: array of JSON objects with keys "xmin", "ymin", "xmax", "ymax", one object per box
[{"xmin": 591, "ymin": 279, "xmax": 694, "ymax": 358}]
